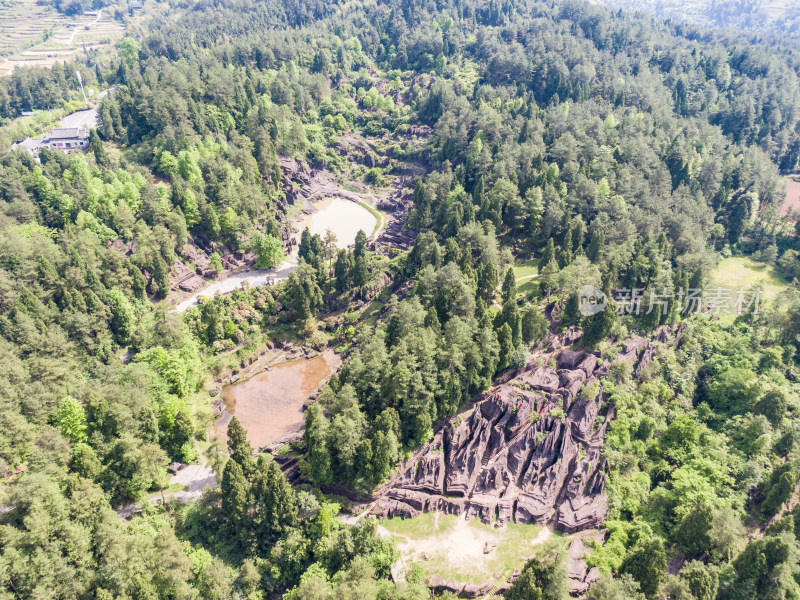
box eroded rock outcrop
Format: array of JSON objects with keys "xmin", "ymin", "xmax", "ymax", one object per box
[
  {"xmin": 372, "ymin": 337, "xmax": 640, "ymax": 535},
  {"xmin": 567, "ymin": 530, "xmax": 605, "ymax": 594}
]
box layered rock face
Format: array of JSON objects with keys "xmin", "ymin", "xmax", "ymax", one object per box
[{"xmin": 374, "ymin": 339, "xmax": 628, "ymax": 534}]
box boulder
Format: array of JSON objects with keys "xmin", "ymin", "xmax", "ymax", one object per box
[
  {"xmin": 557, "ymin": 350, "xmax": 587, "ymax": 370},
  {"xmin": 526, "ymin": 367, "xmax": 561, "ymax": 393},
  {"xmin": 635, "ymin": 343, "xmax": 655, "ymax": 379}
]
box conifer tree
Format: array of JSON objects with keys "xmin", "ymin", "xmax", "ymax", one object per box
[
  {"xmin": 227, "ymin": 416, "xmax": 254, "ymax": 477},
  {"xmin": 540, "ymin": 238, "xmax": 556, "ymax": 267},
  {"xmin": 501, "ymin": 268, "xmax": 516, "ymax": 304},
  {"xmin": 221, "ymin": 459, "xmax": 249, "ymax": 539}
]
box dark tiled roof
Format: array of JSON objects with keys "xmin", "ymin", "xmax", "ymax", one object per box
[{"xmin": 46, "ymin": 128, "xmax": 89, "ymax": 140}]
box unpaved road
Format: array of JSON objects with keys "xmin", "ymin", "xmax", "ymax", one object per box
[
  {"xmin": 174, "ymin": 260, "xmax": 296, "ymax": 313},
  {"xmin": 115, "ymin": 463, "xmax": 217, "ymax": 519}
]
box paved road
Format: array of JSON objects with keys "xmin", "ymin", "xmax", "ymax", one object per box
[
  {"xmin": 60, "ymin": 108, "xmax": 98, "ymax": 129},
  {"xmin": 58, "ymin": 88, "xmax": 113, "ymax": 130}
]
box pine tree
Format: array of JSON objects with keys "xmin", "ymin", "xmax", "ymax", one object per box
[
  {"xmin": 424, "ymin": 305, "xmax": 441, "ymax": 333},
  {"xmin": 586, "ymin": 229, "xmax": 604, "ymax": 263},
  {"xmin": 221, "ymin": 459, "xmax": 250, "ymax": 539},
  {"xmin": 354, "ymin": 229, "xmax": 368, "ymax": 260},
  {"xmin": 583, "ymin": 299, "xmax": 616, "ymax": 348},
  {"xmin": 472, "ymin": 175, "xmax": 485, "ymax": 207},
  {"xmin": 557, "ymin": 244, "xmax": 572, "ymax": 268},
  {"xmin": 497, "ymin": 322, "xmax": 514, "ymax": 371},
  {"xmin": 151, "ymin": 255, "xmax": 169, "ymax": 299},
  {"xmin": 298, "ymin": 227, "xmax": 312, "ymax": 261},
  {"xmin": 570, "ymin": 219, "xmax": 586, "ymax": 251},
  {"xmin": 304, "ymin": 403, "xmax": 332, "ymax": 486},
  {"xmin": 540, "ymin": 238, "xmax": 556, "ymax": 267},
  {"xmin": 89, "ymin": 129, "xmax": 109, "ymax": 167},
  {"xmin": 252, "ymin": 455, "xmax": 298, "ymax": 541},
  {"xmin": 477, "ymin": 261, "xmax": 498, "ymax": 302},
  {"xmin": 227, "ymin": 416, "xmax": 254, "ymax": 477},
  {"xmin": 539, "ymin": 258, "xmax": 560, "ymax": 299},
  {"xmin": 352, "ymin": 253, "xmax": 368, "ymax": 294},
  {"xmin": 501, "ymin": 268, "xmax": 516, "ymax": 304},
  {"xmin": 562, "ymin": 291, "xmax": 580, "ymax": 326},
  {"xmin": 334, "ymin": 249, "xmax": 351, "ymax": 294}
]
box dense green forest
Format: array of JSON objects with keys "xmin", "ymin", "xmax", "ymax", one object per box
[{"xmin": 1, "ymin": 0, "xmax": 800, "ymax": 598}]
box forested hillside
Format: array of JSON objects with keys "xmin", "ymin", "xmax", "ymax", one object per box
[{"xmin": 1, "ymin": 0, "xmax": 800, "ymax": 598}]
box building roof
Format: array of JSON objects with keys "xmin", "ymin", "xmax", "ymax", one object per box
[
  {"xmin": 46, "ymin": 127, "xmax": 89, "ymax": 140},
  {"xmin": 12, "ymin": 137, "xmax": 43, "ymax": 153}
]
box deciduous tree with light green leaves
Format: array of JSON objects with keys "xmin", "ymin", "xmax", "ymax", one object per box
[{"xmin": 251, "ymin": 232, "xmax": 284, "ymax": 269}]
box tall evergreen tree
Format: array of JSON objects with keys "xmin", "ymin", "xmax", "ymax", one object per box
[
  {"xmin": 501, "ymin": 268, "xmax": 516, "ymax": 304},
  {"xmin": 221, "ymin": 459, "xmax": 250, "ymax": 541},
  {"xmin": 227, "ymin": 416, "xmax": 254, "ymax": 477}
]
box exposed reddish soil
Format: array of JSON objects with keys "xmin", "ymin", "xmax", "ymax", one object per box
[{"xmin": 782, "ymin": 176, "xmax": 800, "ymax": 217}]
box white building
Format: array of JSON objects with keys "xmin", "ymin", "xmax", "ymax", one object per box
[{"xmin": 42, "ymin": 127, "xmax": 90, "ymax": 151}]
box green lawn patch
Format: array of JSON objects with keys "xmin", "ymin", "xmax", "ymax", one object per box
[
  {"xmin": 360, "ymin": 299, "xmax": 383, "ymax": 326},
  {"xmin": 708, "ymin": 256, "xmax": 789, "ymax": 325},
  {"xmin": 357, "ymin": 200, "xmax": 384, "ymax": 237},
  {"xmin": 512, "ymin": 258, "xmax": 540, "ymax": 280}
]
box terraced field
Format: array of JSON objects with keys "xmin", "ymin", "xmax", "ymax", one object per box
[
  {"xmin": 591, "ymin": 0, "xmax": 796, "ymax": 31},
  {"xmin": 0, "ymin": 0, "xmax": 124, "ymax": 75}
]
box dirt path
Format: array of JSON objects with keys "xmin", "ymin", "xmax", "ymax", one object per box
[
  {"xmin": 516, "ymin": 274, "xmax": 538, "ymax": 283},
  {"xmin": 174, "ymin": 260, "xmax": 297, "ymax": 313},
  {"xmin": 65, "ymin": 9, "xmax": 102, "ymax": 45}
]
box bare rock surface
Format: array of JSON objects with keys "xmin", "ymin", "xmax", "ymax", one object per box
[
  {"xmin": 567, "ymin": 530, "xmax": 605, "ymax": 594},
  {"xmin": 370, "ymin": 331, "xmax": 647, "ymax": 536}
]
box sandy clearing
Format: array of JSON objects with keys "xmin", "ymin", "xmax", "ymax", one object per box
[{"xmin": 393, "ymin": 513, "xmax": 552, "ymax": 573}]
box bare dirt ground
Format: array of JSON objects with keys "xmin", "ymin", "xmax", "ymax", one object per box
[
  {"xmin": 782, "ymin": 176, "xmax": 800, "ymax": 217},
  {"xmin": 216, "ymin": 349, "xmax": 342, "ymax": 449},
  {"xmin": 389, "ymin": 512, "xmax": 553, "ymax": 582},
  {"xmin": 115, "ymin": 462, "xmax": 218, "ymax": 519}
]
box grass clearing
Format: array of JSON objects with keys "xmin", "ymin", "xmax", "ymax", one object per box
[
  {"xmin": 356, "ymin": 200, "xmax": 384, "ymax": 237},
  {"xmin": 360, "ymin": 299, "xmax": 383, "ymax": 327},
  {"xmin": 512, "ymin": 258, "xmax": 539, "ymax": 280},
  {"xmin": 708, "ymin": 256, "xmax": 790, "ymax": 325},
  {"xmin": 384, "ymin": 512, "xmax": 565, "ymax": 583}
]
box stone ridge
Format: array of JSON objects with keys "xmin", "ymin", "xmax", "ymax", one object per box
[{"xmin": 372, "ymin": 330, "xmax": 652, "ymax": 534}]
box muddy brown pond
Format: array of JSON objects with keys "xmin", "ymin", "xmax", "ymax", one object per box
[{"xmin": 216, "ymin": 349, "xmax": 342, "ymax": 449}]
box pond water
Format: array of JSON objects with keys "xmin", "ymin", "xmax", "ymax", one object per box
[
  {"xmin": 175, "ymin": 197, "xmax": 377, "ymax": 312},
  {"xmin": 291, "ymin": 197, "xmax": 377, "ymax": 251},
  {"xmin": 215, "ymin": 349, "xmax": 342, "ymax": 449}
]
